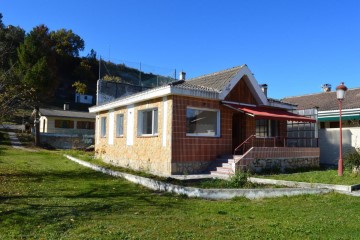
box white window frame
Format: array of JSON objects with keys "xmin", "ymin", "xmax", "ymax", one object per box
[
  {"xmin": 116, "ymin": 113, "xmax": 124, "ymax": 137},
  {"xmin": 137, "ymin": 108, "xmax": 158, "ymax": 136},
  {"xmin": 100, "ymin": 116, "xmax": 107, "ymax": 138},
  {"xmin": 186, "ymin": 107, "xmax": 220, "ymax": 137}
]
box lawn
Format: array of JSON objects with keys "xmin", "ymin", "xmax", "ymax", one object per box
[
  {"xmin": 1, "ymin": 132, "xmax": 360, "ymax": 239},
  {"xmin": 255, "ymin": 169, "xmax": 360, "ymax": 186}
]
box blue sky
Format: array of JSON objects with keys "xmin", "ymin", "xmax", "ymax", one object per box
[{"xmin": 2, "ymin": 0, "xmax": 360, "ymax": 99}]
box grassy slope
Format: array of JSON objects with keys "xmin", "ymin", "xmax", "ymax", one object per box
[
  {"xmin": 256, "ymin": 169, "xmax": 360, "ymax": 185},
  {"xmin": 1, "ymin": 133, "xmax": 360, "ymax": 239}
]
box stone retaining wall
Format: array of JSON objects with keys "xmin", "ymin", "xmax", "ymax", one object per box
[
  {"xmin": 236, "ymin": 147, "xmax": 320, "ymax": 173},
  {"xmin": 40, "ymin": 134, "xmax": 94, "ymax": 149}
]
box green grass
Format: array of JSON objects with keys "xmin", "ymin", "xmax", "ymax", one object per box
[
  {"xmin": 2, "ymin": 132, "xmax": 360, "ymax": 239},
  {"xmin": 255, "ymin": 168, "xmax": 360, "ymax": 185}
]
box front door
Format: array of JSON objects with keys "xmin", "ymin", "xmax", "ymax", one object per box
[{"xmin": 232, "ymin": 112, "xmax": 244, "ymax": 152}]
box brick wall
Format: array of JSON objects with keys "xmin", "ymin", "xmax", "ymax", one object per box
[{"xmin": 171, "ymin": 95, "xmax": 235, "ymax": 174}]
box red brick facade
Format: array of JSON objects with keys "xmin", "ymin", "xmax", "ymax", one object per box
[{"xmin": 171, "ymin": 95, "xmax": 233, "ymax": 164}]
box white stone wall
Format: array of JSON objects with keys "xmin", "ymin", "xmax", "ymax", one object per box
[{"xmin": 319, "ymin": 127, "xmax": 360, "ymax": 165}]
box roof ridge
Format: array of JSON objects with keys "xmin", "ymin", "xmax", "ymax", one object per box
[
  {"xmin": 39, "ymin": 108, "xmax": 90, "ymax": 113},
  {"xmin": 283, "ymin": 87, "xmax": 360, "ymax": 99},
  {"xmin": 187, "ymin": 65, "xmax": 245, "ymax": 82}
]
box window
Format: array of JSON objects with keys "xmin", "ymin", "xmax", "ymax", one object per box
[
  {"xmin": 116, "ymin": 114, "xmax": 124, "ymax": 137},
  {"xmin": 138, "ymin": 108, "xmax": 158, "ymax": 136},
  {"xmin": 77, "ymin": 121, "xmax": 95, "ymax": 129},
  {"xmin": 330, "ymin": 121, "xmax": 340, "ymax": 128},
  {"xmin": 186, "ymin": 107, "xmax": 220, "ymax": 137},
  {"xmin": 101, "ymin": 117, "xmax": 107, "ymax": 137},
  {"xmin": 55, "ymin": 120, "xmax": 74, "ymax": 129},
  {"xmin": 256, "ymin": 119, "xmax": 278, "ymax": 137}
]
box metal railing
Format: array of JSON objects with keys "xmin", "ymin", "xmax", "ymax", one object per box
[{"xmin": 233, "ymin": 135, "xmax": 319, "ymax": 155}]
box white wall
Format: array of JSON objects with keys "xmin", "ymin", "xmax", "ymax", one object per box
[
  {"xmin": 319, "ymin": 127, "xmax": 360, "ymax": 165},
  {"xmin": 75, "ymin": 93, "xmax": 93, "ymax": 104}
]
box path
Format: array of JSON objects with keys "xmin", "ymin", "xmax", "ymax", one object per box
[{"xmin": 7, "ymin": 132, "xmax": 38, "ymax": 152}]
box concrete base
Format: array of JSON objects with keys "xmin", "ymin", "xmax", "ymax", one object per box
[{"xmin": 65, "ymin": 154, "xmax": 332, "ymax": 200}]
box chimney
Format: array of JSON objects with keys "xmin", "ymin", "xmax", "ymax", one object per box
[
  {"xmin": 260, "ymin": 84, "xmax": 268, "ymax": 97},
  {"xmin": 64, "ymin": 103, "xmax": 70, "ymax": 111},
  {"xmin": 179, "ymin": 71, "xmax": 186, "ymax": 81},
  {"xmin": 322, "ymin": 83, "xmax": 332, "ymax": 92}
]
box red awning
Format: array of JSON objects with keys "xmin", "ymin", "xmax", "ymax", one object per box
[{"xmin": 224, "ymin": 104, "xmax": 316, "ymax": 123}]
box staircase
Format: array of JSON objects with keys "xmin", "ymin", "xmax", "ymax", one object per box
[{"xmin": 210, "ymin": 155, "xmax": 239, "ymax": 179}]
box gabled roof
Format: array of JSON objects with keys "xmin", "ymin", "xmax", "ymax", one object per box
[
  {"xmin": 89, "ymin": 65, "xmax": 278, "ymax": 113},
  {"xmin": 39, "ymin": 108, "xmax": 95, "ymax": 119},
  {"xmin": 282, "ymin": 88, "xmax": 360, "ymax": 111},
  {"xmin": 184, "ymin": 66, "xmax": 244, "ymax": 92}
]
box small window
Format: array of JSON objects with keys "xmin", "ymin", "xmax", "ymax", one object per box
[
  {"xmin": 138, "ymin": 108, "xmax": 158, "ymax": 136},
  {"xmin": 101, "ymin": 117, "xmax": 107, "ymax": 137},
  {"xmin": 77, "ymin": 121, "xmax": 95, "ymax": 129},
  {"xmin": 116, "ymin": 114, "xmax": 124, "ymax": 137},
  {"xmin": 330, "ymin": 121, "xmax": 340, "ymax": 128},
  {"xmin": 55, "ymin": 120, "xmax": 74, "ymax": 129},
  {"xmin": 256, "ymin": 119, "xmax": 278, "ymax": 137},
  {"xmin": 186, "ymin": 107, "xmax": 220, "ymax": 137}
]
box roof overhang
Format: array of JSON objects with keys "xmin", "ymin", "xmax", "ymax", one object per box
[
  {"xmin": 223, "ymin": 103, "xmax": 316, "ymax": 123},
  {"xmin": 89, "ymin": 85, "xmax": 219, "ymax": 113},
  {"xmin": 318, "ymin": 108, "xmax": 360, "ymax": 122}
]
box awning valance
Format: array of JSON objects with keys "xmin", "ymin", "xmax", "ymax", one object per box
[{"xmin": 223, "ymin": 104, "xmax": 316, "ymax": 123}]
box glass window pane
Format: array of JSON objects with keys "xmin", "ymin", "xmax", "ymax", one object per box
[
  {"xmin": 153, "ymin": 109, "xmax": 158, "ymax": 134},
  {"xmin": 138, "ymin": 108, "xmax": 158, "ymax": 135},
  {"xmin": 116, "ymin": 114, "xmax": 123, "ymax": 136},
  {"xmin": 101, "ymin": 117, "xmax": 106, "ymax": 137},
  {"xmin": 186, "ymin": 108, "xmax": 218, "ymax": 136}
]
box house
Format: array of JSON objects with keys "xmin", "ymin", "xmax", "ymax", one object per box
[
  {"xmin": 283, "ymin": 85, "xmax": 360, "ymax": 165},
  {"xmin": 75, "ymin": 93, "xmax": 94, "ymax": 105},
  {"xmin": 89, "ymin": 65, "xmax": 318, "ymax": 177},
  {"xmin": 37, "ymin": 105, "xmax": 95, "ymax": 149}
]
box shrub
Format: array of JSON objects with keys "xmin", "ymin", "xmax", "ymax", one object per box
[
  {"xmin": 227, "ymin": 171, "xmax": 249, "ymax": 188},
  {"xmin": 344, "ymin": 149, "xmax": 360, "ymax": 171}
]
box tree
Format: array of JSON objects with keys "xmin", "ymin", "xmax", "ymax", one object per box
[
  {"xmin": 86, "ymin": 49, "xmax": 97, "ymax": 60},
  {"xmin": 72, "ymin": 81, "xmax": 87, "ymax": 95},
  {"xmin": 0, "ymin": 66, "xmax": 35, "ymax": 124},
  {"xmin": 103, "ymin": 74, "xmax": 122, "ymax": 82},
  {"xmin": 0, "ymin": 13, "xmax": 25, "ymax": 70},
  {"xmin": 0, "ymin": 13, "xmax": 4, "ymax": 29},
  {"xmin": 16, "ymin": 24, "xmax": 57, "ymax": 102},
  {"xmin": 50, "ymin": 29, "xmax": 84, "ymax": 57}
]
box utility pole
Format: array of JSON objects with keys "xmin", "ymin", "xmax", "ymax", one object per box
[{"xmin": 34, "ymin": 106, "xmax": 40, "ymax": 146}]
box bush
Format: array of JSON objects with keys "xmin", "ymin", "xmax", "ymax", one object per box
[
  {"xmin": 344, "ymin": 149, "xmax": 360, "ymax": 171},
  {"xmin": 227, "ymin": 171, "xmax": 249, "ymax": 188}
]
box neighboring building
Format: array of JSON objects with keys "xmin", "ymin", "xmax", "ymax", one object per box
[
  {"xmin": 283, "ymin": 86, "xmax": 360, "ymax": 165},
  {"xmin": 75, "ymin": 93, "xmax": 94, "ymax": 105},
  {"xmin": 89, "ymin": 65, "xmax": 318, "ymax": 177},
  {"xmin": 38, "ymin": 106, "xmax": 95, "ymax": 149}
]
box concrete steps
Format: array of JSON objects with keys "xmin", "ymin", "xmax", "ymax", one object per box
[{"xmin": 210, "ymin": 155, "xmax": 238, "ymax": 178}]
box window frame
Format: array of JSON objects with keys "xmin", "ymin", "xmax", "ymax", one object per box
[
  {"xmin": 137, "ymin": 108, "xmax": 158, "ymax": 136},
  {"xmin": 185, "ymin": 107, "xmax": 220, "ymax": 137},
  {"xmin": 116, "ymin": 113, "xmax": 124, "ymax": 137},
  {"xmin": 255, "ymin": 119, "xmax": 278, "ymax": 137}
]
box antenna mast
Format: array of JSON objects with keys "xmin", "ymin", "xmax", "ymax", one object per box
[{"xmin": 99, "ymin": 56, "xmax": 101, "ymax": 80}]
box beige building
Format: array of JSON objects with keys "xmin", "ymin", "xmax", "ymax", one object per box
[
  {"xmin": 39, "ymin": 108, "xmax": 95, "ymax": 135},
  {"xmin": 37, "ymin": 107, "xmax": 95, "ymax": 149}
]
